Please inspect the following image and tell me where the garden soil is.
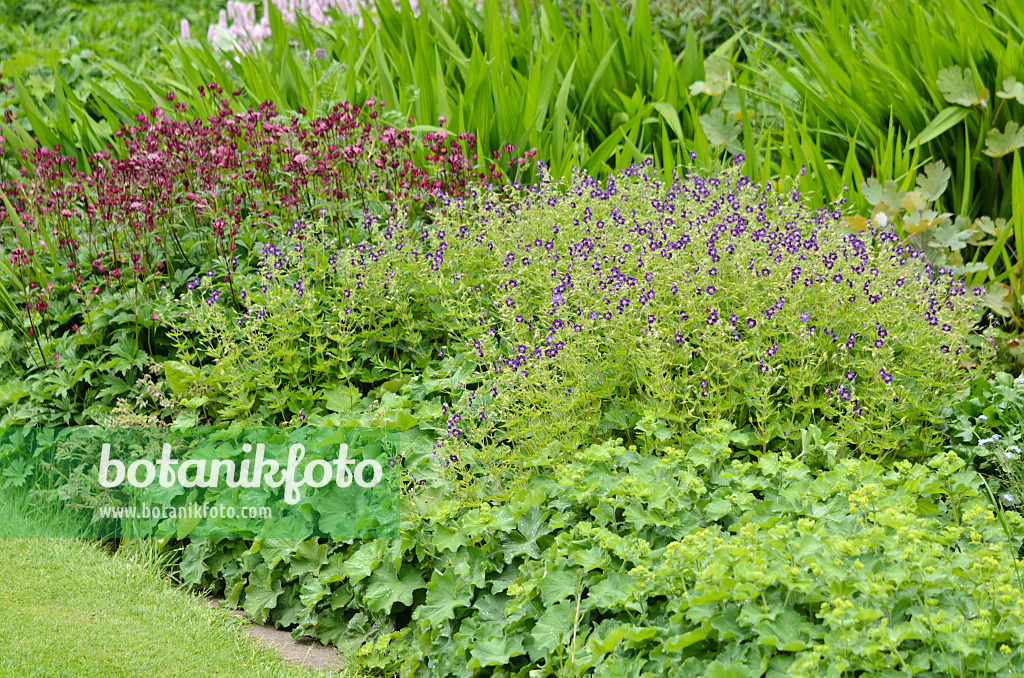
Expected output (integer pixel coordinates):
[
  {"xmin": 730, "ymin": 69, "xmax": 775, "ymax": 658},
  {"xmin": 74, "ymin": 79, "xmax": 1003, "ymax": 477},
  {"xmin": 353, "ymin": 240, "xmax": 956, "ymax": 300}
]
[{"xmin": 205, "ymin": 597, "xmax": 344, "ymax": 672}]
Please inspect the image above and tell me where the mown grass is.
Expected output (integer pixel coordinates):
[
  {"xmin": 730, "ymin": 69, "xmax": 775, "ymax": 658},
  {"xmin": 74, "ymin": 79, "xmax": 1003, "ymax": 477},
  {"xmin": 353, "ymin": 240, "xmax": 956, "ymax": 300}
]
[{"xmin": 0, "ymin": 489, "xmax": 345, "ymax": 678}]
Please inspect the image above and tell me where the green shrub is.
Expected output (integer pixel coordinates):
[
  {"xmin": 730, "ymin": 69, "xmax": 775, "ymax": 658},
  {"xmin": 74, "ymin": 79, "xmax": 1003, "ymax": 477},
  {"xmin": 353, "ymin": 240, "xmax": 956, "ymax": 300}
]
[{"xmin": 173, "ymin": 162, "xmax": 995, "ymax": 498}]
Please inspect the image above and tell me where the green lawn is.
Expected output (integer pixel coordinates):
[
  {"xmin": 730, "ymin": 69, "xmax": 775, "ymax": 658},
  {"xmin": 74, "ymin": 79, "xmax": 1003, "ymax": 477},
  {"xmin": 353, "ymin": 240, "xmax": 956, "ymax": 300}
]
[{"xmin": 0, "ymin": 491, "xmax": 344, "ymax": 678}]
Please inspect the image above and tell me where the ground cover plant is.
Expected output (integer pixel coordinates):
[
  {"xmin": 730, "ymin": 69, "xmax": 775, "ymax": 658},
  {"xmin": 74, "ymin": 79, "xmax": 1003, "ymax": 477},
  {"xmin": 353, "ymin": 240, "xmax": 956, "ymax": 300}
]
[{"xmin": 5, "ymin": 0, "xmax": 1024, "ymax": 677}]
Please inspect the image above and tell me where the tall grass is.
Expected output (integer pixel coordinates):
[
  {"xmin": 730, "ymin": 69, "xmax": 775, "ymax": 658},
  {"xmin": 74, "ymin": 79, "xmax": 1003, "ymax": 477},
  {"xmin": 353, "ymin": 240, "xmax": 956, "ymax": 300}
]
[{"xmin": 4, "ymin": 0, "xmax": 1024, "ymax": 326}]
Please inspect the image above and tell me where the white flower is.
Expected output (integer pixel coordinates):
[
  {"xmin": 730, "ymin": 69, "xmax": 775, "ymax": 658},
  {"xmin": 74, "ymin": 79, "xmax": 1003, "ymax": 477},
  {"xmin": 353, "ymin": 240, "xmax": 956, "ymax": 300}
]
[{"xmin": 978, "ymin": 414, "xmax": 988, "ymax": 422}]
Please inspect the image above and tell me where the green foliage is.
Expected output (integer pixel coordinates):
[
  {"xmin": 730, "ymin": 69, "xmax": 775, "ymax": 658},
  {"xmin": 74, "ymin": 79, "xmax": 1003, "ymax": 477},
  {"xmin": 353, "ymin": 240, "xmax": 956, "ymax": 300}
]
[
  {"xmin": 743, "ymin": 0, "xmax": 1024, "ymax": 326},
  {"xmin": 502, "ymin": 0, "xmax": 812, "ymax": 58},
  {"xmin": 1, "ymin": 0, "xmax": 767, "ymax": 185},
  {"xmin": 177, "ymin": 165, "xmax": 995, "ymax": 488},
  {"xmin": 5, "ymin": 1, "xmax": 1024, "ymax": 674},
  {"xmin": 165, "ymin": 434, "xmax": 1024, "ymax": 677},
  {"xmin": 6, "ymin": 0, "xmax": 1024, "ymax": 333},
  {"xmin": 0, "ymin": 95, "xmax": 500, "ymax": 426},
  {"xmin": 944, "ymin": 371, "xmax": 1024, "ymax": 510},
  {"xmin": 618, "ymin": 0, "xmax": 811, "ymax": 58}
]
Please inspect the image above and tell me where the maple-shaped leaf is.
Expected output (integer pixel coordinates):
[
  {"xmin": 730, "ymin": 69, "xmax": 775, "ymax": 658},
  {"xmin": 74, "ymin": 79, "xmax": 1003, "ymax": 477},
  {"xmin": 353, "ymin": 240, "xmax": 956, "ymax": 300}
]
[
  {"xmin": 983, "ymin": 282, "xmax": 1014, "ymax": 318},
  {"xmin": 412, "ymin": 568, "xmax": 474, "ymax": 627},
  {"xmin": 721, "ymin": 88, "xmax": 756, "ymax": 122},
  {"xmin": 688, "ymin": 55, "xmax": 732, "ymax": 97},
  {"xmin": 902, "ymin": 209, "xmax": 948, "ymax": 234},
  {"xmin": 927, "ymin": 216, "xmax": 971, "ymax": 251},
  {"xmin": 969, "ymin": 216, "xmax": 1008, "ymax": 246},
  {"xmin": 915, "ymin": 160, "xmax": 951, "ymax": 201},
  {"xmin": 997, "ymin": 76, "xmax": 1024, "ymax": 105},
  {"xmin": 900, "ymin": 190, "xmax": 928, "ymax": 212},
  {"xmin": 860, "ymin": 177, "xmax": 904, "ymax": 212},
  {"xmin": 984, "ymin": 121, "xmax": 1024, "ymax": 158},
  {"xmin": 698, "ymin": 108, "xmax": 738, "ymax": 147},
  {"xmin": 953, "ymin": 261, "xmax": 990, "ymax": 275},
  {"xmin": 364, "ymin": 562, "xmax": 426, "ymax": 614},
  {"xmin": 936, "ymin": 66, "xmax": 989, "ymax": 107}
]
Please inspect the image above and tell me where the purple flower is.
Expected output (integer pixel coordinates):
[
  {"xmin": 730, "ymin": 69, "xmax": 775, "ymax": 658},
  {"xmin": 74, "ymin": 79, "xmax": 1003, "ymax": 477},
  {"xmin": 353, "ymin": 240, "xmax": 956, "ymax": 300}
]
[{"xmin": 746, "ymin": 318, "xmax": 756, "ymax": 328}]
